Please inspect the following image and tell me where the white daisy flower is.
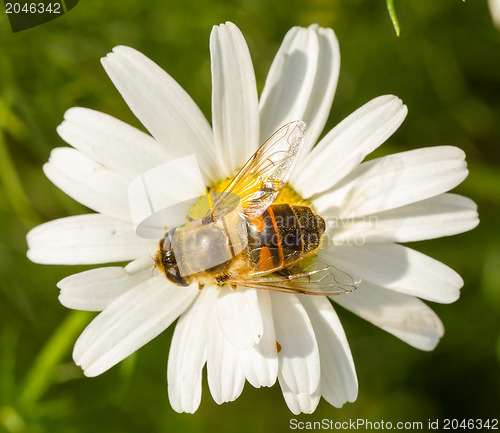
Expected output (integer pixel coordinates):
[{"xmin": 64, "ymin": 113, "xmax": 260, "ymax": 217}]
[{"xmin": 26, "ymin": 22, "xmax": 479, "ymax": 414}]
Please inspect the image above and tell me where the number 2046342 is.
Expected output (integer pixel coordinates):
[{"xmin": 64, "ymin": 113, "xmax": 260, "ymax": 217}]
[{"xmin": 5, "ymin": 2, "xmax": 61, "ymax": 14}]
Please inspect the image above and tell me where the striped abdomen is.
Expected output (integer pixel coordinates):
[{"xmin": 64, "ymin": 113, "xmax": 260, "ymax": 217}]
[{"xmin": 246, "ymin": 204, "xmax": 326, "ymax": 272}]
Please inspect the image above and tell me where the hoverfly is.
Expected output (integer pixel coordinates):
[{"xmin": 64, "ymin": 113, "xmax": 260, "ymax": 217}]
[{"xmin": 154, "ymin": 121, "xmax": 360, "ymax": 295}]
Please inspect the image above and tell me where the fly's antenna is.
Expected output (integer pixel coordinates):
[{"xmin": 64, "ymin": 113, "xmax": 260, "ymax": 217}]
[{"xmin": 149, "ymin": 251, "xmax": 159, "ymax": 277}]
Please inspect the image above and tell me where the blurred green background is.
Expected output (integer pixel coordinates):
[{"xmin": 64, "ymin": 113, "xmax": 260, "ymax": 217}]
[{"xmin": 1, "ymin": 0, "xmax": 499, "ymax": 431}]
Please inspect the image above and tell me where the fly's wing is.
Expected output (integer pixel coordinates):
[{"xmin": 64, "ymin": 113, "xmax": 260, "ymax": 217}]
[
  {"xmin": 227, "ymin": 251, "xmax": 361, "ymax": 296},
  {"xmin": 204, "ymin": 121, "xmax": 306, "ymax": 222}
]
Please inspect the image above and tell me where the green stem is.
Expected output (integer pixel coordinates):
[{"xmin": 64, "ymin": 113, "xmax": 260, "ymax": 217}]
[
  {"xmin": 17, "ymin": 311, "xmax": 92, "ymax": 409},
  {"xmin": 0, "ymin": 130, "xmax": 40, "ymax": 228},
  {"xmin": 0, "ymin": 329, "xmax": 19, "ymax": 405},
  {"xmin": 386, "ymin": 0, "xmax": 401, "ymax": 36}
]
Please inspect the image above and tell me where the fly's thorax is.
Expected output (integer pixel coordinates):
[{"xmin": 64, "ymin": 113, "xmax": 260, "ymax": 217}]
[{"xmin": 171, "ymin": 209, "xmax": 248, "ymax": 279}]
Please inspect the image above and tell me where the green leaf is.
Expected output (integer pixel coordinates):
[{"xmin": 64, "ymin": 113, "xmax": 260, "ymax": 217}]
[
  {"xmin": 17, "ymin": 311, "xmax": 92, "ymax": 410},
  {"xmin": 386, "ymin": 0, "xmax": 401, "ymax": 36},
  {"xmin": 0, "ymin": 406, "xmax": 25, "ymax": 433},
  {"xmin": 0, "ymin": 130, "xmax": 40, "ymax": 229},
  {"xmin": 0, "ymin": 329, "xmax": 19, "ymax": 405}
]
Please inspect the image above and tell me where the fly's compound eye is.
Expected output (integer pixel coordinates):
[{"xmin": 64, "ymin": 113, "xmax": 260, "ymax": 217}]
[
  {"xmin": 161, "ymin": 227, "xmax": 177, "ymax": 252},
  {"xmin": 163, "ymin": 250, "xmax": 176, "ymax": 266},
  {"xmin": 157, "ymin": 227, "xmax": 179, "ymax": 268}
]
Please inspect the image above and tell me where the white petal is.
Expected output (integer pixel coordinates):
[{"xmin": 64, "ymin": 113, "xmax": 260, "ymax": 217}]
[
  {"xmin": 210, "ymin": 22, "xmax": 259, "ymax": 178},
  {"xmin": 489, "ymin": 0, "xmax": 500, "ymax": 27},
  {"xmin": 300, "ymin": 296, "xmax": 358, "ymax": 407},
  {"xmin": 323, "ymin": 193, "xmax": 479, "ymax": 244},
  {"xmin": 279, "ymin": 376, "xmax": 321, "ymax": 415},
  {"xmin": 216, "ymin": 286, "xmax": 263, "ymax": 349},
  {"xmin": 124, "ymin": 255, "xmax": 154, "ymax": 273},
  {"xmin": 207, "ymin": 303, "xmax": 245, "ymax": 404},
  {"xmin": 313, "ymin": 146, "xmax": 469, "ymax": 218},
  {"xmin": 332, "ymin": 281, "xmax": 444, "ymax": 350},
  {"xmin": 237, "ymin": 290, "xmax": 278, "ymax": 388},
  {"xmin": 292, "ymin": 95, "xmax": 407, "ymax": 196},
  {"xmin": 168, "ymin": 287, "xmax": 217, "ymax": 413},
  {"xmin": 259, "ymin": 26, "xmax": 319, "ymax": 142},
  {"xmin": 44, "ymin": 148, "xmax": 131, "ymax": 221},
  {"xmin": 294, "ymin": 25, "xmax": 340, "ymax": 155},
  {"xmin": 73, "ymin": 276, "xmax": 198, "ymax": 376},
  {"xmin": 57, "ymin": 108, "xmax": 170, "ymax": 180},
  {"xmin": 27, "ymin": 214, "xmax": 155, "ymax": 265},
  {"xmin": 319, "ymin": 243, "xmax": 463, "ymax": 303},
  {"xmin": 57, "ymin": 262, "xmax": 152, "ymax": 311},
  {"xmin": 101, "ymin": 46, "xmax": 218, "ymax": 183},
  {"xmin": 260, "ymin": 26, "xmax": 340, "ymax": 152},
  {"xmin": 271, "ymin": 292, "xmax": 320, "ymax": 394}
]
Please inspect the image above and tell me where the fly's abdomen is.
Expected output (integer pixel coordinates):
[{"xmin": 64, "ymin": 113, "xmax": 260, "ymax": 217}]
[{"xmin": 246, "ymin": 204, "xmax": 326, "ymax": 272}]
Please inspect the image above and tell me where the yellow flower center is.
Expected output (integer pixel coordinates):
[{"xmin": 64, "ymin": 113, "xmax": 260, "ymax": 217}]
[{"xmin": 189, "ymin": 178, "xmax": 310, "ymax": 220}]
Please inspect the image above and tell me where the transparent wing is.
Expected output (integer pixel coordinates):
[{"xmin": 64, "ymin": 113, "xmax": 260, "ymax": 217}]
[
  {"xmin": 228, "ymin": 252, "xmax": 361, "ymax": 296},
  {"xmin": 204, "ymin": 121, "xmax": 306, "ymax": 222}
]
